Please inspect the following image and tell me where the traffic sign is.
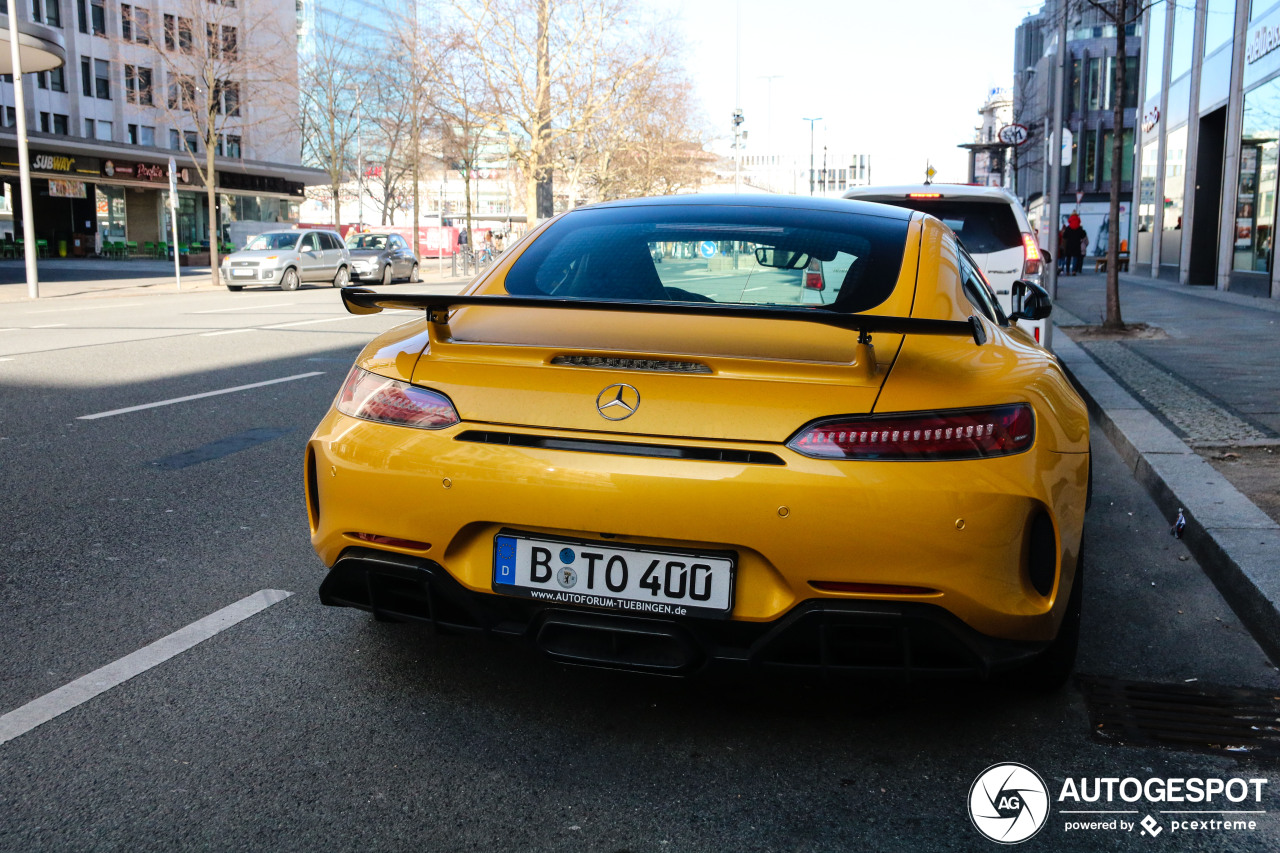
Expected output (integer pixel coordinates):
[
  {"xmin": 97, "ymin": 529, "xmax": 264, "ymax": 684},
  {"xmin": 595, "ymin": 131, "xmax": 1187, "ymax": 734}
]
[
  {"xmin": 1076, "ymin": 191, "xmax": 1084, "ymax": 205},
  {"xmin": 998, "ymin": 124, "xmax": 1029, "ymax": 146},
  {"xmin": 699, "ymin": 241, "xmax": 718, "ymax": 259}
]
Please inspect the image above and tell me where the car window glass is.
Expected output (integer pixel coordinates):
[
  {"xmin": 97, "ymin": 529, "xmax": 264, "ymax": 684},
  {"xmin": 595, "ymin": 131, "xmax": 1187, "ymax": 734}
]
[
  {"xmin": 392, "ymin": 235, "xmax": 406, "ymax": 250},
  {"xmin": 316, "ymin": 233, "xmax": 331, "ymax": 250},
  {"xmin": 503, "ymin": 205, "xmax": 909, "ymax": 313},
  {"xmin": 866, "ymin": 199, "xmax": 1021, "ymax": 254},
  {"xmin": 303, "ymin": 233, "xmax": 319, "ymax": 252},
  {"xmin": 327, "ymin": 233, "xmax": 343, "ymax": 250},
  {"xmin": 246, "ymin": 232, "xmax": 299, "ymax": 251},
  {"xmin": 959, "ymin": 250, "xmax": 1007, "ymax": 325}
]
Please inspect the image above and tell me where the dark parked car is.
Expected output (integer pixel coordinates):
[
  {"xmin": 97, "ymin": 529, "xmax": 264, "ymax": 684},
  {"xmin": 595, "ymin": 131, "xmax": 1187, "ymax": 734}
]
[{"xmin": 345, "ymin": 231, "xmax": 420, "ymax": 285}]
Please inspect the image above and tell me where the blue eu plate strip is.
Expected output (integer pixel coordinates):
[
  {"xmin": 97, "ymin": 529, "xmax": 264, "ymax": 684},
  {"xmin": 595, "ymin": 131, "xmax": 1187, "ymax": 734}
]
[{"xmin": 494, "ymin": 535, "xmax": 516, "ymax": 586}]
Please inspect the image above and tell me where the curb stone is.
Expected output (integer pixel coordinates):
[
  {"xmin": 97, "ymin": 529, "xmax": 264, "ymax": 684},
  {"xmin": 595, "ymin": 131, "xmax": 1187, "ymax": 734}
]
[{"xmin": 1052, "ymin": 326, "xmax": 1280, "ymax": 665}]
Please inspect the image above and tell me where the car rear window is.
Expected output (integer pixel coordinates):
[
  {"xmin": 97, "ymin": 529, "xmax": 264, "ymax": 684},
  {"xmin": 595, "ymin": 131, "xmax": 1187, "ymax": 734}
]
[
  {"xmin": 503, "ymin": 204, "xmax": 910, "ymax": 313},
  {"xmin": 864, "ymin": 199, "xmax": 1021, "ymax": 254}
]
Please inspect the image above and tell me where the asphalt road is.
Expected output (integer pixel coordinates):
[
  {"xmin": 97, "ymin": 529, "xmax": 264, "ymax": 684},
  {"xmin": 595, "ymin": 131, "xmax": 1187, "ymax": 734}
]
[{"xmin": 1, "ymin": 285, "xmax": 1277, "ymax": 852}]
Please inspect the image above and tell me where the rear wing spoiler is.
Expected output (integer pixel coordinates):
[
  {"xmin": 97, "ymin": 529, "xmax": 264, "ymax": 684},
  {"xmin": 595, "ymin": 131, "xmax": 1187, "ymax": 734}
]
[{"xmin": 339, "ymin": 287, "xmax": 987, "ymax": 346}]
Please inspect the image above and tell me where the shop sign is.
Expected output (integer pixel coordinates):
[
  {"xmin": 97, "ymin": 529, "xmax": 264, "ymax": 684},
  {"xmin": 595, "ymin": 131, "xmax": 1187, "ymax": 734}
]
[
  {"xmin": 102, "ymin": 159, "xmax": 192, "ymax": 184},
  {"xmin": 33, "ymin": 154, "xmax": 77, "ymax": 172},
  {"xmin": 49, "ymin": 180, "xmax": 87, "ymax": 198},
  {"xmin": 1246, "ymin": 23, "xmax": 1280, "ymax": 64}
]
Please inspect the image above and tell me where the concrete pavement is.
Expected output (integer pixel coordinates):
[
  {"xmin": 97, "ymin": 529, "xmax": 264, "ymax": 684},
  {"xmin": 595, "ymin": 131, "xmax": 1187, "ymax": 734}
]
[{"xmin": 1051, "ymin": 271, "xmax": 1280, "ymax": 663}]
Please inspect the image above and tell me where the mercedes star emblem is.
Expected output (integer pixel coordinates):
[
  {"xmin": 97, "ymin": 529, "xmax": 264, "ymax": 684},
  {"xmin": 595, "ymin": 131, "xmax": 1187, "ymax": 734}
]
[{"xmin": 596, "ymin": 383, "xmax": 640, "ymax": 420}]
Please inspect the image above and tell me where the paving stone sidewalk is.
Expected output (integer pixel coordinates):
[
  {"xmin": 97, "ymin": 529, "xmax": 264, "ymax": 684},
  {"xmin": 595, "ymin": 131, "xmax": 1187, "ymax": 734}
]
[{"xmin": 1049, "ymin": 271, "xmax": 1280, "ymax": 664}]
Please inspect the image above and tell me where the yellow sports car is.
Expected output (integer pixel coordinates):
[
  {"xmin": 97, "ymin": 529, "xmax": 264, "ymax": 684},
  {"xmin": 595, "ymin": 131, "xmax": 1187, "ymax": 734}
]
[{"xmin": 306, "ymin": 195, "xmax": 1089, "ymax": 686}]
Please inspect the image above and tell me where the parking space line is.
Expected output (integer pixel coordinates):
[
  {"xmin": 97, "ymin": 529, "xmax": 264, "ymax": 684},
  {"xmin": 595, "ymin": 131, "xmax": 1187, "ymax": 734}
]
[
  {"xmin": 0, "ymin": 589, "xmax": 293, "ymax": 747},
  {"xmin": 77, "ymin": 371, "xmax": 325, "ymax": 420}
]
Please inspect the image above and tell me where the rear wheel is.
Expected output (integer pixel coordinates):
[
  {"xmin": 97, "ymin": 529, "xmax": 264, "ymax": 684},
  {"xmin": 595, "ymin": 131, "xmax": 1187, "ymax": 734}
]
[
  {"xmin": 280, "ymin": 268, "xmax": 300, "ymax": 291},
  {"xmin": 381, "ymin": 264, "xmax": 392, "ymax": 286},
  {"xmin": 409, "ymin": 262, "xmax": 419, "ymax": 283},
  {"xmin": 333, "ymin": 266, "xmax": 350, "ymax": 288}
]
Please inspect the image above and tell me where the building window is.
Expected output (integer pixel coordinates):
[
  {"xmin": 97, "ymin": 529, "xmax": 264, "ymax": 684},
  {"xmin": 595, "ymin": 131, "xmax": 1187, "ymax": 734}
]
[
  {"xmin": 80, "ymin": 56, "xmax": 91, "ymax": 96},
  {"xmin": 168, "ymin": 74, "xmax": 195, "ymax": 110},
  {"xmin": 90, "ymin": 0, "xmax": 105, "ymax": 36},
  {"xmin": 125, "ymin": 65, "xmax": 153, "ymax": 105},
  {"xmin": 121, "ymin": 3, "xmax": 132, "ymax": 39},
  {"xmin": 214, "ymin": 79, "xmax": 239, "ymax": 116},
  {"xmin": 84, "ymin": 117, "xmax": 94, "ymax": 137},
  {"xmin": 52, "ymin": 114, "xmax": 68, "ymax": 134},
  {"xmin": 40, "ymin": 112, "xmax": 50, "ymax": 132},
  {"xmin": 46, "ymin": 0, "xmax": 60, "ymax": 26},
  {"xmin": 77, "ymin": 0, "xmax": 86, "ymax": 33},
  {"xmin": 94, "ymin": 58, "xmax": 110, "ymax": 99},
  {"xmin": 134, "ymin": 7, "xmax": 150, "ymax": 44},
  {"xmin": 178, "ymin": 16, "xmax": 193, "ymax": 53},
  {"xmin": 96, "ymin": 119, "xmax": 113, "ymax": 141},
  {"xmin": 164, "ymin": 13, "xmax": 174, "ymax": 49},
  {"xmin": 184, "ymin": 131, "xmax": 198, "ymax": 154},
  {"xmin": 128, "ymin": 123, "xmax": 138, "ymax": 144},
  {"xmin": 140, "ymin": 125, "xmax": 155, "ymax": 146},
  {"xmin": 222, "ymin": 25, "xmax": 238, "ymax": 60},
  {"xmin": 3, "ymin": 107, "xmax": 14, "ymax": 127},
  {"xmin": 1234, "ymin": 81, "xmax": 1280, "ymax": 274},
  {"xmin": 37, "ymin": 71, "xmax": 48, "ymax": 89},
  {"xmin": 49, "ymin": 66, "xmax": 65, "ymax": 92},
  {"xmin": 226, "ymin": 135, "xmax": 241, "ymax": 158},
  {"xmin": 170, "ymin": 128, "xmax": 180, "ymax": 150}
]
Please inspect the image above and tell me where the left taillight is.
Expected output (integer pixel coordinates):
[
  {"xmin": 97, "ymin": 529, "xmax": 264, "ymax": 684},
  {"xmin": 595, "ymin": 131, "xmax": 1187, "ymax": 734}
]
[
  {"xmin": 336, "ymin": 367, "xmax": 460, "ymax": 429},
  {"xmin": 787, "ymin": 404, "xmax": 1034, "ymax": 460},
  {"xmin": 803, "ymin": 258, "xmax": 825, "ymax": 290}
]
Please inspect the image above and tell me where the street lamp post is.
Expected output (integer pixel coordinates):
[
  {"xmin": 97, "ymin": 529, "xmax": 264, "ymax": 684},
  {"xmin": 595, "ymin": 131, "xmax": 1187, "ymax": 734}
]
[{"xmin": 803, "ymin": 117, "xmax": 822, "ymax": 196}]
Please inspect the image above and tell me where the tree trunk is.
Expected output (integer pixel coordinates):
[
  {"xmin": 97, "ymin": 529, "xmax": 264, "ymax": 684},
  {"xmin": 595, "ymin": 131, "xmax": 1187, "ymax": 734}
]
[
  {"xmin": 1104, "ymin": 0, "xmax": 1127, "ymax": 329},
  {"xmin": 207, "ymin": 136, "xmax": 219, "ymax": 274}
]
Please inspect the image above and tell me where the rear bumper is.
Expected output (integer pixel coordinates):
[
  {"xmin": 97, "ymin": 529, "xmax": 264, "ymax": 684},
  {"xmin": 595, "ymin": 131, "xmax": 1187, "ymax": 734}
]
[{"xmin": 320, "ymin": 547, "xmax": 1047, "ymax": 680}]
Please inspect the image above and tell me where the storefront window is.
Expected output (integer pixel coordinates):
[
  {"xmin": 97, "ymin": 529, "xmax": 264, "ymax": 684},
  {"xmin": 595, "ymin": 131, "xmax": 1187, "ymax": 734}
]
[
  {"xmin": 1101, "ymin": 128, "xmax": 1135, "ymax": 184},
  {"xmin": 1145, "ymin": 3, "xmax": 1166, "ymax": 102},
  {"xmin": 95, "ymin": 185, "xmax": 126, "ymax": 242},
  {"xmin": 1164, "ymin": 125, "xmax": 1188, "ymax": 230},
  {"xmin": 1139, "ymin": 138, "xmax": 1158, "ymax": 232},
  {"xmin": 1234, "ymin": 80, "xmax": 1280, "ymax": 273},
  {"xmin": 1204, "ymin": 0, "xmax": 1234, "ymax": 57}
]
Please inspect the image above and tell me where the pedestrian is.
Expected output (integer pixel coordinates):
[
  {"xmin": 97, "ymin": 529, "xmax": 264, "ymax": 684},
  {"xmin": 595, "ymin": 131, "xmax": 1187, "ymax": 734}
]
[
  {"xmin": 1062, "ymin": 213, "xmax": 1088, "ymax": 275},
  {"xmin": 457, "ymin": 226, "xmax": 469, "ymax": 252}
]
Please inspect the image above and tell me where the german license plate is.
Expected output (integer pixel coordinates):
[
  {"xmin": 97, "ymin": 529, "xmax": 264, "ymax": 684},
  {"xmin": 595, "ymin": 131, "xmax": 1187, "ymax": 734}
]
[
  {"xmin": 493, "ymin": 531, "xmax": 735, "ymax": 619},
  {"xmin": 231, "ymin": 268, "xmax": 254, "ymax": 277}
]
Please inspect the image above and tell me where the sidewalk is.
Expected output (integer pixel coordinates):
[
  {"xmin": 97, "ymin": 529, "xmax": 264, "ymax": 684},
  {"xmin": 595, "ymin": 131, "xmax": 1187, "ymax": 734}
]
[
  {"xmin": 1050, "ymin": 271, "xmax": 1280, "ymax": 663},
  {"xmin": 0, "ymin": 257, "xmax": 474, "ymax": 302}
]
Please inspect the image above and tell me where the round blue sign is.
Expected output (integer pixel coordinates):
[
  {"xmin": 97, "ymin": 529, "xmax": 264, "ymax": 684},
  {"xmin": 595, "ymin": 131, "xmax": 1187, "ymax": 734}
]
[{"xmin": 699, "ymin": 241, "xmax": 718, "ymax": 259}]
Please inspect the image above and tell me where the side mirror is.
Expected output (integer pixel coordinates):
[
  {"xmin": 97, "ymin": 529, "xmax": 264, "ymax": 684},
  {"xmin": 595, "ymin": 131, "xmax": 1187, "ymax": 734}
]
[{"xmin": 1012, "ymin": 279, "xmax": 1053, "ymax": 321}]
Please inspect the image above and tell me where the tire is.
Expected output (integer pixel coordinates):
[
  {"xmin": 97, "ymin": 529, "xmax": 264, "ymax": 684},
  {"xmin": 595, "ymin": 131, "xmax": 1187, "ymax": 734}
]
[
  {"xmin": 1009, "ymin": 545, "xmax": 1083, "ymax": 692},
  {"xmin": 333, "ymin": 266, "xmax": 350, "ymax": 288},
  {"xmin": 226, "ymin": 285, "xmax": 244, "ymax": 292},
  {"xmin": 409, "ymin": 262, "xmax": 419, "ymax": 283},
  {"xmin": 380, "ymin": 264, "xmax": 392, "ymax": 287},
  {"xmin": 280, "ymin": 267, "xmax": 300, "ymax": 291}
]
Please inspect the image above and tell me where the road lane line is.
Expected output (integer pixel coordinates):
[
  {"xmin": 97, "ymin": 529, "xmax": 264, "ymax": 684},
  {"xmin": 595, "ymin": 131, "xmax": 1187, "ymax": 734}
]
[
  {"xmin": 263, "ymin": 316, "xmax": 358, "ymax": 329},
  {"xmin": 200, "ymin": 328, "xmax": 257, "ymax": 337},
  {"xmin": 77, "ymin": 371, "xmax": 325, "ymax": 420},
  {"xmin": 191, "ymin": 302, "xmax": 297, "ymax": 314},
  {"xmin": 31, "ymin": 323, "xmax": 68, "ymax": 328},
  {"xmin": 0, "ymin": 589, "xmax": 293, "ymax": 747}
]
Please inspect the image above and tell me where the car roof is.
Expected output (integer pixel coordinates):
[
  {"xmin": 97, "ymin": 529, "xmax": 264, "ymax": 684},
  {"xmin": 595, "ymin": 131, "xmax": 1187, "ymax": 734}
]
[
  {"xmin": 841, "ymin": 184, "xmax": 1020, "ymax": 205},
  {"xmin": 580, "ymin": 193, "xmax": 916, "ymax": 222}
]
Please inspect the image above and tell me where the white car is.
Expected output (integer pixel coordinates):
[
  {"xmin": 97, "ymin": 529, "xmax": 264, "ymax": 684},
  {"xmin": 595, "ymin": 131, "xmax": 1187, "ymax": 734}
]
[
  {"xmin": 220, "ymin": 229, "xmax": 351, "ymax": 292},
  {"xmin": 841, "ymin": 185, "xmax": 1048, "ymax": 344}
]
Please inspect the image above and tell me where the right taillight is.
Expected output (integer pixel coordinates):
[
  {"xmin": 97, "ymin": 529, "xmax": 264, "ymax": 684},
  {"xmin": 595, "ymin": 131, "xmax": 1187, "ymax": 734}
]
[
  {"xmin": 787, "ymin": 404, "xmax": 1034, "ymax": 460},
  {"xmin": 336, "ymin": 367, "xmax": 460, "ymax": 429},
  {"xmin": 803, "ymin": 258, "xmax": 825, "ymax": 290},
  {"xmin": 1021, "ymin": 232, "xmax": 1042, "ymax": 277}
]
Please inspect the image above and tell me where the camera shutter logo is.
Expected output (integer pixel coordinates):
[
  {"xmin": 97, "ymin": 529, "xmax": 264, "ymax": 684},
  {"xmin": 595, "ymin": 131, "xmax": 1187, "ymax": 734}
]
[{"xmin": 968, "ymin": 763, "xmax": 1050, "ymax": 844}]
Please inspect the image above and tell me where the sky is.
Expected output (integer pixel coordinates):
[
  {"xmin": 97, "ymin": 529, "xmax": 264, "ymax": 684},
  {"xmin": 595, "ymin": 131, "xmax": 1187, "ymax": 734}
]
[{"xmin": 646, "ymin": 0, "xmax": 1044, "ymax": 186}]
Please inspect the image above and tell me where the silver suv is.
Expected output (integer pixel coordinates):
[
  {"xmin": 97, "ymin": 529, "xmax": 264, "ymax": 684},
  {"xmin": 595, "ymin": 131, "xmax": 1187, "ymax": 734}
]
[
  {"xmin": 841, "ymin": 185, "xmax": 1048, "ymax": 344},
  {"xmin": 221, "ymin": 229, "xmax": 351, "ymax": 292}
]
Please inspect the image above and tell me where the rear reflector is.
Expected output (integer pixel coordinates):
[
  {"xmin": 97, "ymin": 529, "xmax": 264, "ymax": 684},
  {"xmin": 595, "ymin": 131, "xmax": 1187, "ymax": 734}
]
[
  {"xmin": 810, "ymin": 581, "xmax": 939, "ymax": 596},
  {"xmin": 787, "ymin": 404, "xmax": 1034, "ymax": 460}
]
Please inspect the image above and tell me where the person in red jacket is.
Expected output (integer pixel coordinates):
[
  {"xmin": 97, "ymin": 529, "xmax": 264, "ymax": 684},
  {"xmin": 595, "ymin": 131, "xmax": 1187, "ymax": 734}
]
[{"xmin": 1061, "ymin": 213, "xmax": 1089, "ymax": 276}]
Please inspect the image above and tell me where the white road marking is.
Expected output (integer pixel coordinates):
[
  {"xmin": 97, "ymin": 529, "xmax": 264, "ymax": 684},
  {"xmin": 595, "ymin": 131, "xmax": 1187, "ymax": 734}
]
[
  {"xmin": 0, "ymin": 328, "xmax": 17, "ymax": 332},
  {"xmin": 77, "ymin": 371, "xmax": 325, "ymax": 420},
  {"xmin": 200, "ymin": 328, "xmax": 257, "ymax": 337},
  {"xmin": 263, "ymin": 316, "xmax": 358, "ymax": 329},
  {"xmin": 23, "ymin": 301, "xmax": 147, "ymax": 315},
  {"xmin": 190, "ymin": 302, "xmax": 297, "ymax": 314},
  {"xmin": 0, "ymin": 589, "xmax": 293, "ymax": 747},
  {"xmin": 31, "ymin": 323, "xmax": 67, "ymax": 328},
  {"xmin": 744, "ymin": 287, "xmax": 767, "ymax": 292}
]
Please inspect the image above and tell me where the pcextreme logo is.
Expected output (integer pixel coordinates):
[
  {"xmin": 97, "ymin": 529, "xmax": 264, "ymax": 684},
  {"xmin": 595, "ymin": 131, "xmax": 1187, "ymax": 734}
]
[{"xmin": 969, "ymin": 763, "xmax": 1271, "ymax": 844}]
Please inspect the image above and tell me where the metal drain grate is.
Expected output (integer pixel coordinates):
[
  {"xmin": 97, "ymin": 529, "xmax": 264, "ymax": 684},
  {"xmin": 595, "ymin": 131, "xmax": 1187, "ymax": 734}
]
[{"xmin": 1077, "ymin": 676, "xmax": 1280, "ymax": 759}]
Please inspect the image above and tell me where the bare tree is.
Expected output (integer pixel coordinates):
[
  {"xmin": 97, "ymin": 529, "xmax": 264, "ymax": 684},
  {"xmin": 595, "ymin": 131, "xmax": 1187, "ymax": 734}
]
[
  {"xmin": 1084, "ymin": 0, "xmax": 1154, "ymax": 329},
  {"xmin": 297, "ymin": 1, "xmax": 371, "ymax": 228},
  {"xmin": 447, "ymin": 0, "xmax": 670, "ymax": 226},
  {"xmin": 117, "ymin": 0, "xmax": 292, "ymax": 270}
]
